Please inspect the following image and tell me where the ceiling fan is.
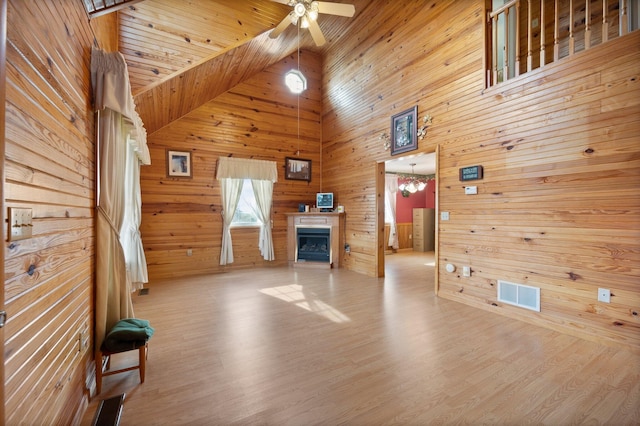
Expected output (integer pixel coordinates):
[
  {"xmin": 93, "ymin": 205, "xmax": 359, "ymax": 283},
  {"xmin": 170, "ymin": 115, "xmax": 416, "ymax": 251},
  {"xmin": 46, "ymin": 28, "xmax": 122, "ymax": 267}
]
[{"xmin": 269, "ymin": 0, "xmax": 356, "ymax": 46}]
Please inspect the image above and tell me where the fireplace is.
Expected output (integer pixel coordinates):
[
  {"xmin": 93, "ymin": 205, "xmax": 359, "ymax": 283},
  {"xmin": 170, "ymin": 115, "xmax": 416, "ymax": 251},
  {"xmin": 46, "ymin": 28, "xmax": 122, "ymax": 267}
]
[
  {"xmin": 285, "ymin": 212, "xmax": 345, "ymax": 268},
  {"xmin": 296, "ymin": 227, "xmax": 331, "ymax": 262}
]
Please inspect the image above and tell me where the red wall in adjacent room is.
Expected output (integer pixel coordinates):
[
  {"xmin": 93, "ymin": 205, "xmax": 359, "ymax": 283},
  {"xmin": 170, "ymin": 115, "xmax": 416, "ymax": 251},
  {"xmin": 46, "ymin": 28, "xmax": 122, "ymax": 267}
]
[{"xmin": 395, "ymin": 180, "xmax": 436, "ymax": 222}]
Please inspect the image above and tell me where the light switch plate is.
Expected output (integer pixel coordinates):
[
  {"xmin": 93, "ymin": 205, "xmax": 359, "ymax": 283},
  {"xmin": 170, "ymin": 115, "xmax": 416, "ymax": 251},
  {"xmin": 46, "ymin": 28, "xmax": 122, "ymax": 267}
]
[
  {"xmin": 463, "ymin": 266, "xmax": 471, "ymax": 277},
  {"xmin": 8, "ymin": 207, "xmax": 33, "ymax": 241}
]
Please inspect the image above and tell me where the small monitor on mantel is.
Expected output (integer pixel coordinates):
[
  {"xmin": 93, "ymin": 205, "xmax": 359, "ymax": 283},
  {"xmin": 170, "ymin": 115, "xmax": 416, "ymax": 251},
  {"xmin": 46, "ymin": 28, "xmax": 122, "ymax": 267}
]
[{"xmin": 316, "ymin": 193, "xmax": 334, "ymax": 211}]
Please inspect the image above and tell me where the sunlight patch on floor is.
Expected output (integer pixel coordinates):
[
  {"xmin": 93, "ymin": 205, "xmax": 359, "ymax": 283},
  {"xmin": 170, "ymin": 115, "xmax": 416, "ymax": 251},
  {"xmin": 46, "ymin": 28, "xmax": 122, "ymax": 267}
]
[{"xmin": 259, "ymin": 284, "xmax": 351, "ymax": 323}]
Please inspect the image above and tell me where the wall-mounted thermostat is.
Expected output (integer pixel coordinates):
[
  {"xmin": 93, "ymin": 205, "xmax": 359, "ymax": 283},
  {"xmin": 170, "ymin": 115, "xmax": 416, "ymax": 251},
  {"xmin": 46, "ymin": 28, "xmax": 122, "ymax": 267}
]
[{"xmin": 464, "ymin": 186, "xmax": 478, "ymax": 195}]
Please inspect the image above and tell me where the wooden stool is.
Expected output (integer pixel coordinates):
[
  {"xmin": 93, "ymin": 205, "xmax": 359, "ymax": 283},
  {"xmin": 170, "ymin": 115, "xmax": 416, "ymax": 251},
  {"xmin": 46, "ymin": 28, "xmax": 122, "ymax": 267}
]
[{"xmin": 95, "ymin": 342, "xmax": 148, "ymax": 395}]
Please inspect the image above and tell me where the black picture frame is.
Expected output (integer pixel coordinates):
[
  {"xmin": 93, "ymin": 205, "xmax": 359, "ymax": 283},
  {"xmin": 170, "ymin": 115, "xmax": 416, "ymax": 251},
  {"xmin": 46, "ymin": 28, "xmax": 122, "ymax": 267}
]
[
  {"xmin": 285, "ymin": 157, "xmax": 311, "ymax": 182},
  {"xmin": 390, "ymin": 106, "xmax": 418, "ymax": 156},
  {"xmin": 166, "ymin": 150, "xmax": 192, "ymax": 178}
]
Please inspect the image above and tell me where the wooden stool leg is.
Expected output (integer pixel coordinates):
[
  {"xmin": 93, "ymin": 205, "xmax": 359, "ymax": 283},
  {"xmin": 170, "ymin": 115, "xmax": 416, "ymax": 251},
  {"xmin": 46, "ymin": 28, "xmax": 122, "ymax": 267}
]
[
  {"xmin": 138, "ymin": 344, "xmax": 146, "ymax": 383},
  {"xmin": 96, "ymin": 352, "xmax": 103, "ymax": 395}
]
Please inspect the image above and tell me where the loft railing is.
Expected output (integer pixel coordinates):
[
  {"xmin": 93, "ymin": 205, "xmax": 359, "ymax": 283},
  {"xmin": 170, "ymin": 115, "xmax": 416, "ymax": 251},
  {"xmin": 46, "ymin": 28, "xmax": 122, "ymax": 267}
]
[{"xmin": 486, "ymin": 0, "xmax": 639, "ymax": 87}]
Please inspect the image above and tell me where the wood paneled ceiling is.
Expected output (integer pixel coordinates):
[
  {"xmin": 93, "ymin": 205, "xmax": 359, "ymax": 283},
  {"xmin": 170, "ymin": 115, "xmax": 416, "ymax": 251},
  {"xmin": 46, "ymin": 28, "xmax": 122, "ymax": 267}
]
[{"xmin": 111, "ymin": 0, "xmax": 375, "ymax": 135}]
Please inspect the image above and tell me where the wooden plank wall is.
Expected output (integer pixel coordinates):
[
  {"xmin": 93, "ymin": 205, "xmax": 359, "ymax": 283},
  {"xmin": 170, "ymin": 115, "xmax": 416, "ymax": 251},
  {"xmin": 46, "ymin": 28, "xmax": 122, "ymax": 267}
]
[
  {"xmin": 4, "ymin": 1, "xmax": 115, "ymax": 424},
  {"xmin": 320, "ymin": 0, "xmax": 639, "ymax": 351},
  {"xmin": 384, "ymin": 223, "xmax": 413, "ymax": 250},
  {"xmin": 140, "ymin": 51, "xmax": 323, "ymax": 280}
]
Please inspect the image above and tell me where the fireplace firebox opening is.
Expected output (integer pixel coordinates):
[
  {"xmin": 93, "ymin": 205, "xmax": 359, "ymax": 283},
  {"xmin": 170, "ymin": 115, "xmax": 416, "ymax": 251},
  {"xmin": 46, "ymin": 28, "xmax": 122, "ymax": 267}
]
[{"xmin": 296, "ymin": 227, "xmax": 331, "ymax": 263}]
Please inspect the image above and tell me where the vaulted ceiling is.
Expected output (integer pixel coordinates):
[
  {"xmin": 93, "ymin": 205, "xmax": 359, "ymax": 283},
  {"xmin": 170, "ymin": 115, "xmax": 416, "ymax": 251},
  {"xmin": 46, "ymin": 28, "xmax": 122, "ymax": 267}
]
[{"xmin": 104, "ymin": 0, "xmax": 374, "ymax": 135}]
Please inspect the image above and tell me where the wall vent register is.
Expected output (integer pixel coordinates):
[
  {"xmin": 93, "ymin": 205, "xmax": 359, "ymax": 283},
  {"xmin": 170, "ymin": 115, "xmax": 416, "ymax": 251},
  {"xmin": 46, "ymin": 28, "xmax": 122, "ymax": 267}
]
[{"xmin": 497, "ymin": 280, "xmax": 540, "ymax": 312}]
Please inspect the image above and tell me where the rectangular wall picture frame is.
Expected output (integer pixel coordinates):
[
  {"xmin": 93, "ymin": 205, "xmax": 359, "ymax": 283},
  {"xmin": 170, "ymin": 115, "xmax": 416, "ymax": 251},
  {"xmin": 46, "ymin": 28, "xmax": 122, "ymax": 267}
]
[
  {"xmin": 285, "ymin": 157, "xmax": 311, "ymax": 182},
  {"xmin": 166, "ymin": 150, "xmax": 192, "ymax": 178},
  {"xmin": 390, "ymin": 105, "xmax": 418, "ymax": 156}
]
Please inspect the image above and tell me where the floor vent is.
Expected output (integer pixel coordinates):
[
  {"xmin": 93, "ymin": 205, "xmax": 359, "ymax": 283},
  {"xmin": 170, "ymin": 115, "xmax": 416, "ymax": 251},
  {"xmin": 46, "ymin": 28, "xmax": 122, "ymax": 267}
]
[
  {"xmin": 497, "ymin": 280, "xmax": 540, "ymax": 312},
  {"xmin": 138, "ymin": 288, "xmax": 149, "ymax": 296}
]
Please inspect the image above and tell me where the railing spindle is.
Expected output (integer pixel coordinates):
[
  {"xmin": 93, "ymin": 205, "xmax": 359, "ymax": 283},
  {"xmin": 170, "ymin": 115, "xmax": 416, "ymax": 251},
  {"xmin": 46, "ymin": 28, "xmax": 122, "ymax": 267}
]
[
  {"xmin": 504, "ymin": 6, "xmax": 510, "ymax": 81},
  {"xmin": 540, "ymin": 0, "xmax": 546, "ymax": 66},
  {"xmin": 554, "ymin": 0, "xmax": 560, "ymax": 61},
  {"xmin": 491, "ymin": 15, "xmax": 498, "ymax": 84},
  {"xmin": 527, "ymin": 0, "xmax": 533, "ymax": 72},
  {"xmin": 515, "ymin": 0, "xmax": 521, "ymax": 77},
  {"xmin": 585, "ymin": 0, "xmax": 591, "ymax": 49},
  {"xmin": 620, "ymin": 0, "xmax": 629, "ymax": 35},
  {"xmin": 603, "ymin": 0, "xmax": 609, "ymax": 42},
  {"xmin": 569, "ymin": 0, "xmax": 575, "ymax": 55}
]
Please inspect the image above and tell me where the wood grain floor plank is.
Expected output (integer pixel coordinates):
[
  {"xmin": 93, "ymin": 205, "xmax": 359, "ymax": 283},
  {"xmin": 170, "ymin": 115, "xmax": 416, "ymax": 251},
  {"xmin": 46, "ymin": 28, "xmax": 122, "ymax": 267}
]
[{"xmin": 82, "ymin": 251, "xmax": 640, "ymax": 425}]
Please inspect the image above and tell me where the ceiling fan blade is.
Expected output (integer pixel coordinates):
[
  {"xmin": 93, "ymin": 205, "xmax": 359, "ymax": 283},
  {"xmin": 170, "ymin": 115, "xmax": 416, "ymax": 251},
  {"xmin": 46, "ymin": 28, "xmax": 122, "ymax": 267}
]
[
  {"xmin": 316, "ymin": 2, "xmax": 355, "ymax": 17},
  {"xmin": 270, "ymin": 12, "xmax": 294, "ymax": 39},
  {"xmin": 269, "ymin": 0, "xmax": 292, "ymax": 5},
  {"xmin": 307, "ymin": 18, "xmax": 326, "ymax": 46}
]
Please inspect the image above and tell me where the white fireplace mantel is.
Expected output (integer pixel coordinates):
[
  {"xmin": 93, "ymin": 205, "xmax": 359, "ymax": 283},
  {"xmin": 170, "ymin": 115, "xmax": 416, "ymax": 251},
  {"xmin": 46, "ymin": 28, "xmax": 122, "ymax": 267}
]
[{"xmin": 285, "ymin": 212, "xmax": 346, "ymax": 268}]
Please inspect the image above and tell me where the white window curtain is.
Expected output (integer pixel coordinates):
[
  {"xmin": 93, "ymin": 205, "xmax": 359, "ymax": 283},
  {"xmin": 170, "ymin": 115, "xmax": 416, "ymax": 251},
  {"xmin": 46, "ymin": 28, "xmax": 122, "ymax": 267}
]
[
  {"xmin": 120, "ymin": 131, "xmax": 149, "ymax": 290},
  {"xmin": 91, "ymin": 47, "xmax": 150, "ymax": 352},
  {"xmin": 251, "ymin": 179, "xmax": 275, "ymax": 261},
  {"xmin": 385, "ymin": 174, "xmax": 399, "ymax": 249},
  {"xmin": 218, "ymin": 178, "xmax": 244, "ymax": 265},
  {"xmin": 216, "ymin": 157, "xmax": 277, "ymax": 265}
]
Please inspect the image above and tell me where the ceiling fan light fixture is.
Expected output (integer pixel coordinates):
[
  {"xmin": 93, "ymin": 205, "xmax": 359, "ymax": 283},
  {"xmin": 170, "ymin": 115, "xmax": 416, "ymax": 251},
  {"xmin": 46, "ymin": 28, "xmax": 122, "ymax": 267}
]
[
  {"xmin": 294, "ymin": 2, "xmax": 306, "ymax": 17},
  {"xmin": 308, "ymin": 1, "xmax": 319, "ymax": 20},
  {"xmin": 285, "ymin": 69, "xmax": 307, "ymax": 94},
  {"xmin": 300, "ymin": 15, "xmax": 310, "ymax": 28}
]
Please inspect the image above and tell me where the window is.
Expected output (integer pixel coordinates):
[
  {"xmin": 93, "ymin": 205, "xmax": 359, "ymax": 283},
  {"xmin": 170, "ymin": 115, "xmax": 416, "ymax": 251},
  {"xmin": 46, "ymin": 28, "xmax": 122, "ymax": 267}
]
[{"xmin": 231, "ymin": 179, "xmax": 259, "ymax": 226}]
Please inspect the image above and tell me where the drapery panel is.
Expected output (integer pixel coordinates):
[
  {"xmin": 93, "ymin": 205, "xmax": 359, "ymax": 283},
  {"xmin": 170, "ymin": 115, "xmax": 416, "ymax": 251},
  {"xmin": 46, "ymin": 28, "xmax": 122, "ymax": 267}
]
[
  {"xmin": 92, "ymin": 47, "xmax": 149, "ymax": 352},
  {"xmin": 251, "ymin": 179, "xmax": 275, "ymax": 261},
  {"xmin": 385, "ymin": 174, "xmax": 399, "ymax": 249},
  {"xmin": 218, "ymin": 178, "xmax": 244, "ymax": 265},
  {"xmin": 216, "ymin": 157, "xmax": 277, "ymax": 264},
  {"xmin": 121, "ymin": 132, "xmax": 149, "ymax": 289}
]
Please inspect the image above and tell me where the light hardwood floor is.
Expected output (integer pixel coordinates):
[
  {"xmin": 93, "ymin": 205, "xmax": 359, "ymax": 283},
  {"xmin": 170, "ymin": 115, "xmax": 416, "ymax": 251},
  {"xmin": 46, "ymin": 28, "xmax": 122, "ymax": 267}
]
[{"xmin": 82, "ymin": 251, "xmax": 640, "ymax": 425}]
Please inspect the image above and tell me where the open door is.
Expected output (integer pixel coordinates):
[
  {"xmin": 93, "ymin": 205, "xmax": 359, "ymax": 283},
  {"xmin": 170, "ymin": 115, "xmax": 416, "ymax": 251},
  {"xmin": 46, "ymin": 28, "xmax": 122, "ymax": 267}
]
[{"xmin": 1, "ymin": 0, "xmax": 8, "ymax": 421}]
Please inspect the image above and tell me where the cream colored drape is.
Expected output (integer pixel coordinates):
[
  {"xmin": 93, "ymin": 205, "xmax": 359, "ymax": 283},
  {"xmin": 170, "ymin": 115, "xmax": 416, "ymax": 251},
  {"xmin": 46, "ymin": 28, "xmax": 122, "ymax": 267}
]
[
  {"xmin": 385, "ymin": 174, "xmax": 399, "ymax": 249},
  {"xmin": 91, "ymin": 47, "xmax": 149, "ymax": 353},
  {"xmin": 216, "ymin": 157, "xmax": 277, "ymax": 264}
]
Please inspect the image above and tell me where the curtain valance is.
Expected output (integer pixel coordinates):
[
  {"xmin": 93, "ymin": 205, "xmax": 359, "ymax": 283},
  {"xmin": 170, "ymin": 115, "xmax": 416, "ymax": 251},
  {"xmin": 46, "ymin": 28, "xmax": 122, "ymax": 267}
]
[
  {"xmin": 216, "ymin": 157, "xmax": 278, "ymax": 182},
  {"xmin": 91, "ymin": 47, "xmax": 150, "ymax": 165}
]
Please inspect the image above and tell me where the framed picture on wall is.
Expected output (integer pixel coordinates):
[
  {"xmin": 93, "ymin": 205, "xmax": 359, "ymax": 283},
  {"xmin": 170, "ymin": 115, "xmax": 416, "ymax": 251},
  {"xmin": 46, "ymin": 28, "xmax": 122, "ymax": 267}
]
[
  {"xmin": 285, "ymin": 157, "xmax": 311, "ymax": 182},
  {"xmin": 166, "ymin": 150, "xmax": 192, "ymax": 178},
  {"xmin": 390, "ymin": 105, "xmax": 418, "ymax": 156}
]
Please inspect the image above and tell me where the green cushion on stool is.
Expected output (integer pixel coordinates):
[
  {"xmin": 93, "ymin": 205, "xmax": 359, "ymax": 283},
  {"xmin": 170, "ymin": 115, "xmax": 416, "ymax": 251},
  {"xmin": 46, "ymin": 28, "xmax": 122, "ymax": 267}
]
[{"xmin": 102, "ymin": 318, "xmax": 154, "ymax": 353}]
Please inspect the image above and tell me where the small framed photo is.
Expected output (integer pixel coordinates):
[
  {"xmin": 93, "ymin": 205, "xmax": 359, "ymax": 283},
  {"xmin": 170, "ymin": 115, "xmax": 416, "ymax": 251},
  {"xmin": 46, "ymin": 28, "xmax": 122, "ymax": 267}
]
[
  {"xmin": 390, "ymin": 105, "xmax": 418, "ymax": 156},
  {"xmin": 285, "ymin": 157, "xmax": 311, "ymax": 182},
  {"xmin": 166, "ymin": 150, "xmax": 192, "ymax": 178}
]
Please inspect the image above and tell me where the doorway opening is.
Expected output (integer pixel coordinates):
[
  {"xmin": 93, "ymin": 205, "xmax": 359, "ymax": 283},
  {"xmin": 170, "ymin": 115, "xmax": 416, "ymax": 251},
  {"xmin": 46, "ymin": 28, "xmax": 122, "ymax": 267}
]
[{"xmin": 376, "ymin": 150, "xmax": 438, "ymax": 291}]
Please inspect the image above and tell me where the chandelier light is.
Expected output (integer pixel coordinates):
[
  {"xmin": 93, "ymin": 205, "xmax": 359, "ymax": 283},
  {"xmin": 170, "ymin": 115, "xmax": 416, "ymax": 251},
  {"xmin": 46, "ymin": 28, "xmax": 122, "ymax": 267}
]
[{"xmin": 398, "ymin": 163, "xmax": 431, "ymax": 194}]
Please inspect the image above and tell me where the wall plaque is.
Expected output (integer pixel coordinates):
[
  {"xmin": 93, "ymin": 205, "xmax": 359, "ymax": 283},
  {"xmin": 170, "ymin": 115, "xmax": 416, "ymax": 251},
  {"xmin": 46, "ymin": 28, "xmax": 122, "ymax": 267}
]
[{"xmin": 459, "ymin": 165, "xmax": 483, "ymax": 181}]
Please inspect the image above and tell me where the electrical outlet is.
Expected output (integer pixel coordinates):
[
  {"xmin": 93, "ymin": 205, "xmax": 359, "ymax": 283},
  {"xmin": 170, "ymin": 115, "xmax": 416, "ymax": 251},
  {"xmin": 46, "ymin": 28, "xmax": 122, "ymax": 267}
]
[
  {"xmin": 597, "ymin": 288, "xmax": 611, "ymax": 303},
  {"xmin": 441, "ymin": 211, "xmax": 450, "ymax": 221},
  {"xmin": 187, "ymin": 248, "xmax": 193, "ymax": 256},
  {"xmin": 462, "ymin": 266, "xmax": 471, "ymax": 277}
]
